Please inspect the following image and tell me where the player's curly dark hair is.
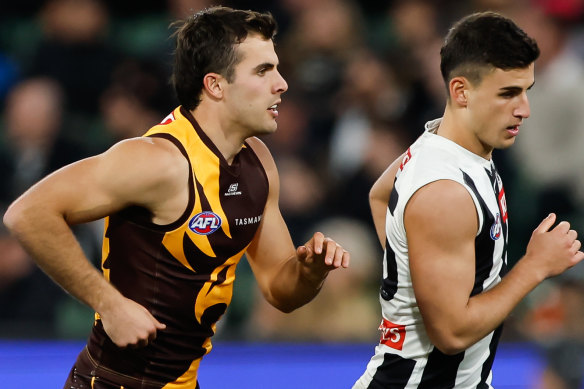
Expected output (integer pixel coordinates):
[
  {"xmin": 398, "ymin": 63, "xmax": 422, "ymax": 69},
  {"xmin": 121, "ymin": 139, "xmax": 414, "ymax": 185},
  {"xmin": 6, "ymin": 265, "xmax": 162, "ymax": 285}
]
[
  {"xmin": 171, "ymin": 6, "xmax": 277, "ymax": 111},
  {"xmin": 440, "ymin": 12, "xmax": 540, "ymax": 91}
]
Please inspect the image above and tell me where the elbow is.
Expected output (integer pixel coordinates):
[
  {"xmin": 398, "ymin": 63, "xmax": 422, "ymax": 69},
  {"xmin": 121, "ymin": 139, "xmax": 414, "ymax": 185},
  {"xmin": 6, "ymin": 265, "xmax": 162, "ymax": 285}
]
[
  {"xmin": 368, "ymin": 187, "xmax": 378, "ymax": 208},
  {"xmin": 268, "ymin": 297, "xmax": 304, "ymax": 314},
  {"xmin": 428, "ymin": 330, "xmax": 471, "ymax": 356},
  {"xmin": 274, "ymin": 304, "xmax": 297, "ymax": 314},
  {"xmin": 433, "ymin": 340, "xmax": 467, "ymax": 356},
  {"xmin": 3, "ymin": 198, "xmax": 43, "ymax": 236},
  {"xmin": 3, "ymin": 201, "xmax": 23, "ymax": 233}
]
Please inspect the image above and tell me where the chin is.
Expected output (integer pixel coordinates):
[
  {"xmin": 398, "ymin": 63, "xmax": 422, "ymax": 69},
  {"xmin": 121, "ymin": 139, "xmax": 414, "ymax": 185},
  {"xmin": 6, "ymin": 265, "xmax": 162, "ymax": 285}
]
[
  {"xmin": 498, "ymin": 139, "xmax": 516, "ymax": 150},
  {"xmin": 261, "ymin": 123, "xmax": 278, "ymax": 134}
]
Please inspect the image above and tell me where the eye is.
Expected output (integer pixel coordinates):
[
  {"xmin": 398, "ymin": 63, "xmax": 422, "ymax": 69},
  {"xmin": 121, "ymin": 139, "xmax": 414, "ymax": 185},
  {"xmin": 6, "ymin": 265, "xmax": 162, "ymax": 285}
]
[
  {"xmin": 499, "ymin": 91, "xmax": 517, "ymax": 98},
  {"xmin": 257, "ymin": 67, "xmax": 269, "ymax": 76}
]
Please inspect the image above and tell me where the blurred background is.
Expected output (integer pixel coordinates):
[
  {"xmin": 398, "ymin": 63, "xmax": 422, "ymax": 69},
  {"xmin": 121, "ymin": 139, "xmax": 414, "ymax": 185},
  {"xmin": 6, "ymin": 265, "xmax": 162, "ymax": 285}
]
[{"xmin": 0, "ymin": 0, "xmax": 583, "ymax": 387}]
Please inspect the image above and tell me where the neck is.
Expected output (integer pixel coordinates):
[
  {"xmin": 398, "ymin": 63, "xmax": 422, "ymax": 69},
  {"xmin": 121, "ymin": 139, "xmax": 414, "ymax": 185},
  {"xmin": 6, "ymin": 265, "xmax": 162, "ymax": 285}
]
[
  {"xmin": 437, "ymin": 106, "xmax": 492, "ymax": 160},
  {"xmin": 190, "ymin": 106, "xmax": 245, "ymax": 165}
]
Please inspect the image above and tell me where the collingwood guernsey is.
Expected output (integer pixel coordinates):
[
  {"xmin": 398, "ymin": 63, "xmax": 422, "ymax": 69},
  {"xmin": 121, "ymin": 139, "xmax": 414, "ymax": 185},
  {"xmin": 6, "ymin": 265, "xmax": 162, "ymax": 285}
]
[{"xmin": 354, "ymin": 119, "xmax": 509, "ymax": 388}]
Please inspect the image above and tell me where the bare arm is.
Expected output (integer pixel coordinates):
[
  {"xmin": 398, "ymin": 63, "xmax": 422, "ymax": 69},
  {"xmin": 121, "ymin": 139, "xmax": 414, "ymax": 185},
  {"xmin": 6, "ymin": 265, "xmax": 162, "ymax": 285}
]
[
  {"xmin": 2, "ymin": 138, "xmax": 187, "ymax": 346},
  {"xmin": 245, "ymin": 138, "xmax": 350, "ymax": 313},
  {"xmin": 369, "ymin": 153, "xmax": 405, "ymax": 246},
  {"xmin": 406, "ymin": 180, "xmax": 584, "ymax": 355}
]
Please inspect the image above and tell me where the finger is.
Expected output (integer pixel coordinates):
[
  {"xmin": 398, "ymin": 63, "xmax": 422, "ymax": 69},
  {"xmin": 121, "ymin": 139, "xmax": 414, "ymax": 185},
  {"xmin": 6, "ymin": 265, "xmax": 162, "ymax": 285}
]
[
  {"xmin": 153, "ymin": 317, "xmax": 166, "ymax": 330},
  {"xmin": 324, "ymin": 239, "xmax": 337, "ymax": 266},
  {"xmin": 568, "ymin": 229, "xmax": 578, "ymax": 241},
  {"xmin": 574, "ymin": 250, "xmax": 584, "ymax": 264},
  {"xmin": 572, "ymin": 239, "xmax": 582, "ymax": 254},
  {"xmin": 137, "ymin": 338, "xmax": 150, "ymax": 348},
  {"xmin": 296, "ymin": 245, "xmax": 309, "ymax": 262},
  {"xmin": 553, "ymin": 221, "xmax": 570, "ymax": 234},
  {"xmin": 330, "ymin": 245, "xmax": 343, "ymax": 268},
  {"xmin": 128, "ymin": 337, "xmax": 148, "ymax": 349},
  {"xmin": 535, "ymin": 213, "xmax": 556, "ymax": 234},
  {"xmin": 312, "ymin": 232, "xmax": 325, "ymax": 254},
  {"xmin": 341, "ymin": 250, "xmax": 350, "ymax": 268},
  {"xmin": 148, "ymin": 330, "xmax": 158, "ymax": 342}
]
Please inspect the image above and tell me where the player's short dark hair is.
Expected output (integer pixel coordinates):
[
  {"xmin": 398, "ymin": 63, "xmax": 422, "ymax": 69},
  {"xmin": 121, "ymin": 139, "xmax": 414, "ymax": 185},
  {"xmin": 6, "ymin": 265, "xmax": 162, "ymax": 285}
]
[
  {"xmin": 440, "ymin": 12, "xmax": 540, "ymax": 89},
  {"xmin": 171, "ymin": 6, "xmax": 277, "ymax": 110}
]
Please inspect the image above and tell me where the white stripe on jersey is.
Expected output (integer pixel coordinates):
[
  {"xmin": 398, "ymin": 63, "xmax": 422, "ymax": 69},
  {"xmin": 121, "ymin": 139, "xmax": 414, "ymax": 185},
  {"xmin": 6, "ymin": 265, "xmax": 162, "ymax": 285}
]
[{"xmin": 354, "ymin": 119, "xmax": 508, "ymax": 389}]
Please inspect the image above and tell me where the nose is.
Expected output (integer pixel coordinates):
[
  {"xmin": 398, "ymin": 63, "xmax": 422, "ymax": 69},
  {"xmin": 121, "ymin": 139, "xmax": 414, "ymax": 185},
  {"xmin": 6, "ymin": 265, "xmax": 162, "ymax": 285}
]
[
  {"xmin": 274, "ymin": 70, "xmax": 288, "ymax": 94},
  {"xmin": 514, "ymin": 92, "xmax": 530, "ymax": 119}
]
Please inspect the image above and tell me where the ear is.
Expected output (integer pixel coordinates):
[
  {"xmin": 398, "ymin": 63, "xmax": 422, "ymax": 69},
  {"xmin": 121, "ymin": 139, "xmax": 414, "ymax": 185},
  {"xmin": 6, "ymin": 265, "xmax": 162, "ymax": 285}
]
[
  {"xmin": 202, "ymin": 73, "xmax": 224, "ymax": 99},
  {"xmin": 449, "ymin": 76, "xmax": 469, "ymax": 107}
]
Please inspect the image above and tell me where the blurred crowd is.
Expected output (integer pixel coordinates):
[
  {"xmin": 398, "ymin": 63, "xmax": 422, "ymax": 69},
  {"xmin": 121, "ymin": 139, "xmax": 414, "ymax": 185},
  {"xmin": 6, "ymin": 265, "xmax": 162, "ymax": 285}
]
[{"xmin": 1, "ymin": 0, "xmax": 584, "ymax": 387}]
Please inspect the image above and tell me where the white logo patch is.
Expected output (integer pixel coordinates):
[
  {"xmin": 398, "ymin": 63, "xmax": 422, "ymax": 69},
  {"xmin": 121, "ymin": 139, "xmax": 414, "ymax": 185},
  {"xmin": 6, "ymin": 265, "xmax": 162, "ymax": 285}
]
[{"xmin": 225, "ymin": 183, "xmax": 242, "ymax": 196}]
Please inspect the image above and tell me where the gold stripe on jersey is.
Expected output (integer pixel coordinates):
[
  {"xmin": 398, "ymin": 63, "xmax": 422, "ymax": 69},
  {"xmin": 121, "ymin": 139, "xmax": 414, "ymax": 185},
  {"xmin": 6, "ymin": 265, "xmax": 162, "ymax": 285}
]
[
  {"xmin": 194, "ymin": 245, "xmax": 244, "ymax": 325},
  {"xmin": 161, "ymin": 359, "xmax": 201, "ymax": 389},
  {"xmin": 101, "ymin": 217, "xmax": 111, "ymax": 281}
]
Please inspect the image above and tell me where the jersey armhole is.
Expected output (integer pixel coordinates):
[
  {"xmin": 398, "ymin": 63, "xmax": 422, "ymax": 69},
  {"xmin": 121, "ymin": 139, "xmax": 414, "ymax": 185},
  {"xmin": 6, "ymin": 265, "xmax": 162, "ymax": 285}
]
[{"xmin": 123, "ymin": 133, "xmax": 195, "ymax": 232}]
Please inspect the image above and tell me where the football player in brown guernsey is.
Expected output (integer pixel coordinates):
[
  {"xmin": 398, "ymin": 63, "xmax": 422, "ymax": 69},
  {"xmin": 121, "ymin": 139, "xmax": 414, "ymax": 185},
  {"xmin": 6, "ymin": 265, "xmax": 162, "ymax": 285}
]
[{"xmin": 3, "ymin": 6, "xmax": 350, "ymax": 389}]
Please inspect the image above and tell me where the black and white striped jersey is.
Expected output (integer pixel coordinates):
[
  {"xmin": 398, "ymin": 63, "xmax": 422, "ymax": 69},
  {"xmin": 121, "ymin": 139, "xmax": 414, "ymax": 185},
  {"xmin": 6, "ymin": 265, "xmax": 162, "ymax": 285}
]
[{"xmin": 354, "ymin": 119, "xmax": 509, "ymax": 388}]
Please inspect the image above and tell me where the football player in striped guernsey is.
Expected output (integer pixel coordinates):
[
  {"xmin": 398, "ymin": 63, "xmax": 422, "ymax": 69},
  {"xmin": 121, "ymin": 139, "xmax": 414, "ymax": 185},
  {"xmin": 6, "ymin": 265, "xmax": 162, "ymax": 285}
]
[
  {"xmin": 3, "ymin": 6, "xmax": 350, "ymax": 389},
  {"xmin": 353, "ymin": 11, "xmax": 584, "ymax": 389}
]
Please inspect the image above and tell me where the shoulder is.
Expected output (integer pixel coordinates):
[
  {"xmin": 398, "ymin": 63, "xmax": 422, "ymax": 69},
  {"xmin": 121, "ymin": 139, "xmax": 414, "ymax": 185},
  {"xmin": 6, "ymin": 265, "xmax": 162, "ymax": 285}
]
[
  {"xmin": 244, "ymin": 136, "xmax": 279, "ymax": 197},
  {"xmin": 405, "ymin": 179, "xmax": 478, "ymax": 242},
  {"xmin": 106, "ymin": 137, "xmax": 187, "ymax": 170},
  {"xmin": 99, "ymin": 137, "xmax": 189, "ymax": 199},
  {"xmin": 245, "ymin": 136, "xmax": 277, "ymax": 176},
  {"xmin": 400, "ymin": 137, "xmax": 468, "ymax": 191}
]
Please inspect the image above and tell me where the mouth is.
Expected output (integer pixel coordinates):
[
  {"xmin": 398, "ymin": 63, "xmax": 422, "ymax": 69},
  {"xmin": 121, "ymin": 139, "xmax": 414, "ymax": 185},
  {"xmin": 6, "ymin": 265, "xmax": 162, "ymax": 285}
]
[
  {"xmin": 268, "ymin": 103, "xmax": 280, "ymax": 117},
  {"xmin": 506, "ymin": 124, "xmax": 520, "ymax": 136}
]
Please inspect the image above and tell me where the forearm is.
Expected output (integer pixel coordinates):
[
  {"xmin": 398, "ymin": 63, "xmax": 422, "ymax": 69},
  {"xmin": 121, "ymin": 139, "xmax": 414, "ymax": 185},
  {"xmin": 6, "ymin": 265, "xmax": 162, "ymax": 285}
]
[
  {"xmin": 4, "ymin": 204, "xmax": 121, "ymax": 314},
  {"xmin": 431, "ymin": 258, "xmax": 542, "ymax": 354}
]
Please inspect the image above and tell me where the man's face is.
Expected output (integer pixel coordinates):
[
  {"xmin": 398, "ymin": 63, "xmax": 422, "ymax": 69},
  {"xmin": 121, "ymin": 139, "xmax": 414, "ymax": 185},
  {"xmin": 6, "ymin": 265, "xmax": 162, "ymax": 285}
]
[
  {"xmin": 221, "ymin": 34, "xmax": 288, "ymax": 137},
  {"xmin": 465, "ymin": 64, "xmax": 535, "ymax": 157}
]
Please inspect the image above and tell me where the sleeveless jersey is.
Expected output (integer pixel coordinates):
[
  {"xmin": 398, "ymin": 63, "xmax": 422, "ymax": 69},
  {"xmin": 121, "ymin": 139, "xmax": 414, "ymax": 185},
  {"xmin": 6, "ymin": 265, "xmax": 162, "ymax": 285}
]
[
  {"xmin": 85, "ymin": 106, "xmax": 269, "ymax": 388},
  {"xmin": 354, "ymin": 119, "xmax": 509, "ymax": 389}
]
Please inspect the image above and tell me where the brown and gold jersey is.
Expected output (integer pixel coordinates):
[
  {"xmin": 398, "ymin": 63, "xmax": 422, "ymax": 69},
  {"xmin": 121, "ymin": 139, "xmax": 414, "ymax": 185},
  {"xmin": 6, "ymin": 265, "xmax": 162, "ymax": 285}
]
[{"xmin": 86, "ymin": 106, "xmax": 269, "ymax": 388}]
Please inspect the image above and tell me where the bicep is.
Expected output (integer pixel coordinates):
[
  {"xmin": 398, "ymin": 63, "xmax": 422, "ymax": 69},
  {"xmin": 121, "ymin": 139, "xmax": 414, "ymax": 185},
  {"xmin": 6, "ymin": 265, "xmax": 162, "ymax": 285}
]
[
  {"xmin": 17, "ymin": 138, "xmax": 179, "ymax": 225},
  {"xmin": 405, "ymin": 180, "xmax": 478, "ymax": 335}
]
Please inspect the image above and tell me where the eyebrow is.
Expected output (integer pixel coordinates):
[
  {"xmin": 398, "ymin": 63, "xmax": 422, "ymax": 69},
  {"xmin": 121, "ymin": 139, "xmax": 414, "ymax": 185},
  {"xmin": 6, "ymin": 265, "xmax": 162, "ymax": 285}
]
[
  {"xmin": 499, "ymin": 81, "xmax": 535, "ymax": 93},
  {"xmin": 253, "ymin": 62, "xmax": 276, "ymax": 72}
]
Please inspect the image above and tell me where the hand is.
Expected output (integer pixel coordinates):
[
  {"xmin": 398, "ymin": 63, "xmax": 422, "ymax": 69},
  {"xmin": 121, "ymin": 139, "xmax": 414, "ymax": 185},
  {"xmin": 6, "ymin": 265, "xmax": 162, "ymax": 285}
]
[
  {"xmin": 296, "ymin": 232, "xmax": 350, "ymax": 283},
  {"xmin": 100, "ymin": 296, "xmax": 166, "ymax": 348},
  {"xmin": 525, "ymin": 213, "xmax": 584, "ymax": 280}
]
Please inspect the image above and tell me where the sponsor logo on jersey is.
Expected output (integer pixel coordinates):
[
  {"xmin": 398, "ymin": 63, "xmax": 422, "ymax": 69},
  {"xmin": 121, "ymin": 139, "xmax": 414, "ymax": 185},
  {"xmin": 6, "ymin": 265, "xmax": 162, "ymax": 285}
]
[
  {"xmin": 379, "ymin": 318, "xmax": 406, "ymax": 351},
  {"xmin": 399, "ymin": 148, "xmax": 412, "ymax": 171},
  {"xmin": 160, "ymin": 112, "xmax": 176, "ymax": 125},
  {"xmin": 189, "ymin": 212, "xmax": 222, "ymax": 235},
  {"xmin": 497, "ymin": 187, "xmax": 508, "ymax": 223},
  {"xmin": 490, "ymin": 213, "xmax": 502, "ymax": 240},
  {"xmin": 225, "ymin": 183, "xmax": 242, "ymax": 196},
  {"xmin": 235, "ymin": 215, "xmax": 262, "ymax": 226}
]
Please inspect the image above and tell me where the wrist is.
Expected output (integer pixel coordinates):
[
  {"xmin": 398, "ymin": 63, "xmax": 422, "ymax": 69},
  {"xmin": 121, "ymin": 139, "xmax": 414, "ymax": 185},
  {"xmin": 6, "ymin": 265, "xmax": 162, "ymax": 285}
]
[
  {"xmin": 299, "ymin": 265, "xmax": 329, "ymax": 288},
  {"xmin": 512, "ymin": 254, "xmax": 546, "ymax": 285}
]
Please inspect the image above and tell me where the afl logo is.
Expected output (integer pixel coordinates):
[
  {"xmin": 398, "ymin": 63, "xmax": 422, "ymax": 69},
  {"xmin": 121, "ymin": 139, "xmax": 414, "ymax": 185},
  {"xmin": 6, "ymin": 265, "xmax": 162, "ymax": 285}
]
[
  {"xmin": 490, "ymin": 213, "xmax": 502, "ymax": 240},
  {"xmin": 189, "ymin": 212, "xmax": 222, "ymax": 235}
]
